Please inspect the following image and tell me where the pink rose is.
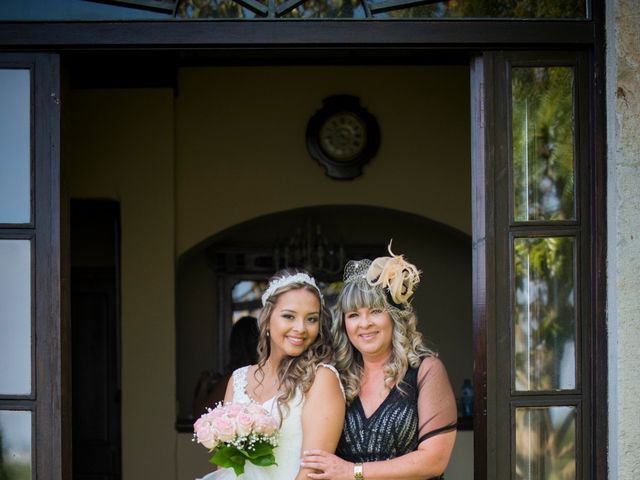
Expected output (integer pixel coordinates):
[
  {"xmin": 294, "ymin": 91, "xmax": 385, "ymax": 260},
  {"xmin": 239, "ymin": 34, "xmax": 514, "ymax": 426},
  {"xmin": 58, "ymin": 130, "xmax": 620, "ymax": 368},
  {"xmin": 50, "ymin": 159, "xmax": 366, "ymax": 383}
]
[
  {"xmin": 254, "ymin": 414, "xmax": 278, "ymax": 436},
  {"xmin": 235, "ymin": 412, "xmax": 255, "ymax": 436},
  {"xmin": 212, "ymin": 416, "xmax": 236, "ymax": 442},
  {"xmin": 246, "ymin": 403, "xmax": 266, "ymax": 416},
  {"xmin": 224, "ymin": 403, "xmax": 244, "ymax": 418},
  {"xmin": 207, "ymin": 406, "xmax": 225, "ymax": 418},
  {"xmin": 194, "ymin": 418, "xmax": 218, "ymax": 450},
  {"xmin": 194, "ymin": 416, "xmax": 208, "ymax": 431}
]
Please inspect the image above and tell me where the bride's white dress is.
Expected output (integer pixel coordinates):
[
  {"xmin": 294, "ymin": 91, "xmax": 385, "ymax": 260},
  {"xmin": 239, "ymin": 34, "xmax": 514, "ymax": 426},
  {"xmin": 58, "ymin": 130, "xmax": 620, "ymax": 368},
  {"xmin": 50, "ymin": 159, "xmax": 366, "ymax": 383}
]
[{"xmin": 197, "ymin": 364, "xmax": 340, "ymax": 480}]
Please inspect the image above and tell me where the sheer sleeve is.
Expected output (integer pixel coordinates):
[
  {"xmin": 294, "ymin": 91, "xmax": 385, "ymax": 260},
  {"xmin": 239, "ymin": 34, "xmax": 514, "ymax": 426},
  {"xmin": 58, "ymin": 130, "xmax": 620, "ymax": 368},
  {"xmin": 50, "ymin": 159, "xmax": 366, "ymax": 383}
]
[{"xmin": 416, "ymin": 356, "xmax": 458, "ymax": 444}]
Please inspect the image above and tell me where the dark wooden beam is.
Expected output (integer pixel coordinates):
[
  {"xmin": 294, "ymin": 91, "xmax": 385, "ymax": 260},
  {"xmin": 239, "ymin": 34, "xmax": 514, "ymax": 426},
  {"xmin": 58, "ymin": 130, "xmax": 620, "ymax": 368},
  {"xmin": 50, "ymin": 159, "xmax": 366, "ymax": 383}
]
[{"xmin": 0, "ymin": 20, "xmax": 595, "ymax": 50}]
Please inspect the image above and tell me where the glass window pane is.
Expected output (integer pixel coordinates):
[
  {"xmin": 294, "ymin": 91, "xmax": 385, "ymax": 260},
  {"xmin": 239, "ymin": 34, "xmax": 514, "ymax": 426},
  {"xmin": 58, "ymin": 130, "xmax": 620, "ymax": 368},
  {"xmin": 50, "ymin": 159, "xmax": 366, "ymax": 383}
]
[
  {"xmin": 0, "ymin": 411, "xmax": 32, "ymax": 480},
  {"xmin": 515, "ymin": 406, "xmax": 576, "ymax": 480},
  {"xmin": 514, "ymin": 237, "xmax": 576, "ymax": 391},
  {"xmin": 0, "ymin": 0, "xmax": 586, "ymax": 19},
  {"xmin": 512, "ymin": 67, "xmax": 576, "ymax": 222},
  {"xmin": 231, "ymin": 280, "xmax": 267, "ymax": 303},
  {"xmin": 231, "ymin": 280, "xmax": 266, "ymax": 323},
  {"xmin": 373, "ymin": 0, "xmax": 585, "ymax": 18},
  {"xmin": 176, "ymin": 0, "xmax": 261, "ymax": 18},
  {"xmin": 0, "ymin": 0, "xmax": 169, "ymax": 21},
  {"xmin": 0, "ymin": 240, "xmax": 32, "ymax": 395},
  {"xmin": 0, "ymin": 69, "xmax": 31, "ymax": 224}
]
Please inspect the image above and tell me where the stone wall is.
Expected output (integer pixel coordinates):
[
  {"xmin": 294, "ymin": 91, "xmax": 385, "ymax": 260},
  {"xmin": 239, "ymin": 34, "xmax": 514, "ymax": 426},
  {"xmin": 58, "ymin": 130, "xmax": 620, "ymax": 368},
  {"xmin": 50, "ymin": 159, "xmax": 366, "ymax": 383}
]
[{"xmin": 607, "ymin": 0, "xmax": 640, "ymax": 477}]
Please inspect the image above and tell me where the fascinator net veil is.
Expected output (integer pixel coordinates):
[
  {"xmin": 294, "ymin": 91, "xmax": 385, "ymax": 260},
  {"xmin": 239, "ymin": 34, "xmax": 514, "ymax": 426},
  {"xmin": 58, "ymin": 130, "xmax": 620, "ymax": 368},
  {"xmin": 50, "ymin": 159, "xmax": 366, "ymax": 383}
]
[
  {"xmin": 342, "ymin": 259, "xmax": 372, "ymax": 283},
  {"xmin": 342, "ymin": 242, "xmax": 421, "ymax": 311},
  {"xmin": 341, "ymin": 252, "xmax": 458, "ymax": 444}
]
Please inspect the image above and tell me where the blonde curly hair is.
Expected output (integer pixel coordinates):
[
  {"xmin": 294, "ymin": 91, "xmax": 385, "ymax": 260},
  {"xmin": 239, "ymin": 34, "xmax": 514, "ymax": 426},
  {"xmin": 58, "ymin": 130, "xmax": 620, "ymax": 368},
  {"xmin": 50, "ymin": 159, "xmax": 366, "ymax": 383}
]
[
  {"xmin": 255, "ymin": 269, "xmax": 332, "ymax": 418},
  {"xmin": 331, "ymin": 262, "xmax": 435, "ymax": 404}
]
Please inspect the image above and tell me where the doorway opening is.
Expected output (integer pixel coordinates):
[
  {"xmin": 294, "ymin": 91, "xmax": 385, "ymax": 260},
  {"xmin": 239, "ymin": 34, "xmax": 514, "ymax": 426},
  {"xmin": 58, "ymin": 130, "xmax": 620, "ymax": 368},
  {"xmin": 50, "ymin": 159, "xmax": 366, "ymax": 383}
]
[
  {"xmin": 70, "ymin": 199, "xmax": 122, "ymax": 480},
  {"xmin": 177, "ymin": 205, "xmax": 474, "ymax": 478},
  {"xmin": 64, "ymin": 61, "xmax": 473, "ymax": 480}
]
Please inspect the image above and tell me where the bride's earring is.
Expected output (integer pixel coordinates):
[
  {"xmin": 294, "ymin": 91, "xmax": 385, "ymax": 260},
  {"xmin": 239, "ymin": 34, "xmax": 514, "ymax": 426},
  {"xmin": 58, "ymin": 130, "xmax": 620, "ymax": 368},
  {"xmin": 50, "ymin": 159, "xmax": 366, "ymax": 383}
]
[{"xmin": 266, "ymin": 330, "xmax": 270, "ymax": 337}]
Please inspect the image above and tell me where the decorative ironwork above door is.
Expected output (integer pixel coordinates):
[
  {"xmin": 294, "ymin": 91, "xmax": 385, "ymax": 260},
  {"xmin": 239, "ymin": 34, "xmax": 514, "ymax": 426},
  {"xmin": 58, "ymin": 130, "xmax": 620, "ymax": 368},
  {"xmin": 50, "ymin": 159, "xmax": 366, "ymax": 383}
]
[{"xmin": 82, "ymin": 0, "xmax": 586, "ymax": 19}]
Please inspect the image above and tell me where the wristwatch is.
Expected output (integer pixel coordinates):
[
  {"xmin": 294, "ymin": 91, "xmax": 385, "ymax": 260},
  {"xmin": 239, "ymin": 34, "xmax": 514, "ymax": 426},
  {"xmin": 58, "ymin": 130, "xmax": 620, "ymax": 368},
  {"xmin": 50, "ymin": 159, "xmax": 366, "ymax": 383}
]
[{"xmin": 354, "ymin": 463, "xmax": 364, "ymax": 480}]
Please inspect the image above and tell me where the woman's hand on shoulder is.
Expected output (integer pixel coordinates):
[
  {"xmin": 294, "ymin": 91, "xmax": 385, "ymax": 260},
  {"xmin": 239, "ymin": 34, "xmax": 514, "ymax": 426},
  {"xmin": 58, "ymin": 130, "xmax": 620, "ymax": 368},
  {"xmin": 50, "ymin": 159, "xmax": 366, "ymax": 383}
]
[{"xmin": 301, "ymin": 450, "xmax": 353, "ymax": 480}]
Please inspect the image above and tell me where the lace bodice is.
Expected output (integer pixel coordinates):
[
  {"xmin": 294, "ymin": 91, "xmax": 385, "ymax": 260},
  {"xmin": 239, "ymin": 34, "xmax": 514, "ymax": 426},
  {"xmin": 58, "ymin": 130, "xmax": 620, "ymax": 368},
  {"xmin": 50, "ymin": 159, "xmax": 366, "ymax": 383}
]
[
  {"xmin": 197, "ymin": 364, "xmax": 342, "ymax": 480},
  {"xmin": 217, "ymin": 365, "xmax": 303, "ymax": 480},
  {"xmin": 231, "ymin": 365, "xmax": 253, "ymax": 404},
  {"xmin": 219, "ymin": 363, "xmax": 342, "ymax": 480}
]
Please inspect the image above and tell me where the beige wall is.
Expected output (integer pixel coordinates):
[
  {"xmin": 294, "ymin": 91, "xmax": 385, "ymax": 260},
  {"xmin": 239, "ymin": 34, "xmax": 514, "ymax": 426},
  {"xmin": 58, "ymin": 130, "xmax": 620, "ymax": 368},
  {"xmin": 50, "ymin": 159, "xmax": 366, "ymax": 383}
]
[
  {"xmin": 177, "ymin": 211, "xmax": 474, "ymax": 479},
  {"xmin": 65, "ymin": 65, "xmax": 473, "ymax": 480},
  {"xmin": 174, "ymin": 66, "xmax": 472, "ymax": 479},
  {"xmin": 65, "ymin": 89, "xmax": 176, "ymax": 480},
  {"xmin": 176, "ymin": 66, "xmax": 471, "ymax": 255},
  {"xmin": 607, "ymin": 0, "xmax": 640, "ymax": 477}
]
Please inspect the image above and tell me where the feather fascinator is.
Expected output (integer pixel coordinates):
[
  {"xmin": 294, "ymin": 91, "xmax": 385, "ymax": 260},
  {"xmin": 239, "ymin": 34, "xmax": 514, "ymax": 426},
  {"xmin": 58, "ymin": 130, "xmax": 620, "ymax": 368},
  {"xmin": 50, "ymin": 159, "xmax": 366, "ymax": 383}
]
[{"xmin": 365, "ymin": 241, "xmax": 421, "ymax": 306}]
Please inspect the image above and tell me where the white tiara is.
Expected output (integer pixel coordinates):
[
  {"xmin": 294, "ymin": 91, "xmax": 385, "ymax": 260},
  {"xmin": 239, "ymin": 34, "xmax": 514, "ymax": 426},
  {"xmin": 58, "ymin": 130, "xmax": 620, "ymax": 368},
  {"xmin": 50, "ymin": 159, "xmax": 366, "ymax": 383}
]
[{"xmin": 261, "ymin": 273, "xmax": 323, "ymax": 306}]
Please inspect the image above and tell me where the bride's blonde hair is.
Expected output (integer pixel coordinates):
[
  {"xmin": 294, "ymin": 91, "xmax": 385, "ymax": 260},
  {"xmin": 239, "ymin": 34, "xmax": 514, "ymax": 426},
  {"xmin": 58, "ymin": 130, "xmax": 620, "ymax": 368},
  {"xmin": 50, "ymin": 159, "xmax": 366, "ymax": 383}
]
[{"xmin": 256, "ymin": 269, "xmax": 332, "ymax": 418}]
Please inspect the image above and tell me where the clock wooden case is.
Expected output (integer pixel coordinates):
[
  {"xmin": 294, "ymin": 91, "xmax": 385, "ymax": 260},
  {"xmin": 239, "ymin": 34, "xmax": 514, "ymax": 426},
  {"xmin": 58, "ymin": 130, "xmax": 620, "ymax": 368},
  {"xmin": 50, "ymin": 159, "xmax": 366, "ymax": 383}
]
[{"xmin": 306, "ymin": 95, "xmax": 380, "ymax": 180}]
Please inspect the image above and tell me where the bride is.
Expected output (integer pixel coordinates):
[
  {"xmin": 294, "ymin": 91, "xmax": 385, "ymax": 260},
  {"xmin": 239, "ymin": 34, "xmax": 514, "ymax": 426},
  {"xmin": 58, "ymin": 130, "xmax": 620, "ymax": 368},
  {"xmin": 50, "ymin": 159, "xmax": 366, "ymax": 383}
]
[{"xmin": 197, "ymin": 269, "xmax": 345, "ymax": 480}]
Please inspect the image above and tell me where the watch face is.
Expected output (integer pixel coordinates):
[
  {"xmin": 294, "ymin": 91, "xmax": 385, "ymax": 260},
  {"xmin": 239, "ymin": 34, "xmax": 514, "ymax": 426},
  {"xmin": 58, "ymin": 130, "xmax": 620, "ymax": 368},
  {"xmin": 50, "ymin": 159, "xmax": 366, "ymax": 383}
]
[{"xmin": 318, "ymin": 111, "xmax": 367, "ymax": 162}]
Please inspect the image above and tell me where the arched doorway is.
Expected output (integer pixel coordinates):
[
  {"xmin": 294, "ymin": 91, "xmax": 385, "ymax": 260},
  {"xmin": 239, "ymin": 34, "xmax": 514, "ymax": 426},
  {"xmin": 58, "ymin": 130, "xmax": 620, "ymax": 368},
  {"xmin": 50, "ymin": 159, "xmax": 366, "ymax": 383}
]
[{"xmin": 176, "ymin": 205, "xmax": 473, "ymax": 479}]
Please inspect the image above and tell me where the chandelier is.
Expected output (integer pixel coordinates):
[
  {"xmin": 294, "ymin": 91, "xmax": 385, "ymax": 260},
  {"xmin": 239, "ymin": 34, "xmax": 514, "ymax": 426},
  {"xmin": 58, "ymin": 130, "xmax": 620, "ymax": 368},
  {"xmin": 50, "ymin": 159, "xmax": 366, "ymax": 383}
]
[{"xmin": 276, "ymin": 220, "xmax": 345, "ymax": 280}]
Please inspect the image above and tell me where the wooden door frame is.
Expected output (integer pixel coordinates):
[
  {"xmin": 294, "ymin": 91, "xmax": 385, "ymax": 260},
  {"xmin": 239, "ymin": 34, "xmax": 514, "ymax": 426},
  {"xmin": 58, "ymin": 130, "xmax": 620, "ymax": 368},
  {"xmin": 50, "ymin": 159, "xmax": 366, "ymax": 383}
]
[
  {"xmin": 0, "ymin": 52, "xmax": 65, "ymax": 480},
  {"xmin": 472, "ymin": 49, "xmax": 607, "ymax": 479},
  {"xmin": 0, "ymin": 1, "xmax": 607, "ymax": 477}
]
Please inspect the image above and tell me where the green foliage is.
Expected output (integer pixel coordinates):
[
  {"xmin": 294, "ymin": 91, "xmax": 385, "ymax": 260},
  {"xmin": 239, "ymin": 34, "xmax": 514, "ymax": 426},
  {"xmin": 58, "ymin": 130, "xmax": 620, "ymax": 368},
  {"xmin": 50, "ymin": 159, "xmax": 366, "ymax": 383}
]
[
  {"xmin": 512, "ymin": 67, "xmax": 575, "ymax": 221},
  {"xmin": 2, "ymin": 464, "xmax": 30, "ymax": 480},
  {"xmin": 508, "ymin": 65, "xmax": 578, "ymax": 480},
  {"xmin": 211, "ymin": 445, "xmax": 247, "ymax": 476},
  {"xmin": 241, "ymin": 441, "xmax": 275, "ymax": 460},
  {"xmin": 514, "ymin": 237, "xmax": 575, "ymax": 391},
  {"xmin": 175, "ymin": 0, "xmax": 585, "ymax": 19},
  {"xmin": 177, "ymin": 0, "xmax": 251, "ymax": 19},
  {"xmin": 445, "ymin": 0, "xmax": 584, "ymax": 18},
  {"xmin": 283, "ymin": 0, "xmax": 362, "ymax": 19},
  {"xmin": 0, "ymin": 429, "xmax": 5, "ymax": 480},
  {"xmin": 209, "ymin": 441, "xmax": 277, "ymax": 475},
  {"xmin": 515, "ymin": 407, "xmax": 576, "ymax": 479},
  {"xmin": 511, "ymin": 67, "xmax": 577, "ymax": 394}
]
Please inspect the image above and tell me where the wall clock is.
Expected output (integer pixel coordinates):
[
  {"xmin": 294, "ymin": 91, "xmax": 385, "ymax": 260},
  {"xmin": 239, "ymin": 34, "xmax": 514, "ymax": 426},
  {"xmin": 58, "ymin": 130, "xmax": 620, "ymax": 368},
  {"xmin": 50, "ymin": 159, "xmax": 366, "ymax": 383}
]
[{"xmin": 306, "ymin": 95, "xmax": 380, "ymax": 180}]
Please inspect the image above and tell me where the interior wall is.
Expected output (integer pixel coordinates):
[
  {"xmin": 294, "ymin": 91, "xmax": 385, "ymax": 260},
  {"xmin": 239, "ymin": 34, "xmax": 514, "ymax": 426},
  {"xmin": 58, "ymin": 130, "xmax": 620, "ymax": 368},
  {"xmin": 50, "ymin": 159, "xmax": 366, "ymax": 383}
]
[
  {"xmin": 175, "ymin": 65, "xmax": 471, "ymax": 255},
  {"xmin": 177, "ymin": 209, "xmax": 474, "ymax": 479},
  {"xmin": 64, "ymin": 64, "xmax": 472, "ymax": 480},
  {"xmin": 175, "ymin": 65, "xmax": 472, "ymax": 480},
  {"xmin": 64, "ymin": 88, "xmax": 176, "ymax": 480},
  {"xmin": 176, "ymin": 208, "xmax": 473, "ymax": 420}
]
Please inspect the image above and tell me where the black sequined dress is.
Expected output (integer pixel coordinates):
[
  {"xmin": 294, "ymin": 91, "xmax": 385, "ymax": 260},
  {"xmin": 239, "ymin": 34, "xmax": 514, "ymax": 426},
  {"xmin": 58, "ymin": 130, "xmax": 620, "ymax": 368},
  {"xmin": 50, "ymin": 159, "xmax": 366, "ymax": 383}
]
[{"xmin": 336, "ymin": 357, "xmax": 457, "ymax": 479}]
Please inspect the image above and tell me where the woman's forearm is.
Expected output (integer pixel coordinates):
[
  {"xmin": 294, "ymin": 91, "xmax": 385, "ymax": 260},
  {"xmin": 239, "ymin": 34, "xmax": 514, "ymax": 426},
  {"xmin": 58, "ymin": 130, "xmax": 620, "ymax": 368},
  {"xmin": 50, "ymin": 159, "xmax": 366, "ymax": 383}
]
[
  {"xmin": 356, "ymin": 452, "xmax": 441, "ymax": 480},
  {"xmin": 355, "ymin": 432, "xmax": 455, "ymax": 480}
]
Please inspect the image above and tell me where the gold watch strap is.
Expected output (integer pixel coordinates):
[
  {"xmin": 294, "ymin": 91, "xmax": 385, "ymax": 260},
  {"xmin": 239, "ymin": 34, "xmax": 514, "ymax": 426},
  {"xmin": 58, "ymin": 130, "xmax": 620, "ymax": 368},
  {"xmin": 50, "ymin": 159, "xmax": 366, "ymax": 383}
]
[{"xmin": 354, "ymin": 463, "xmax": 364, "ymax": 480}]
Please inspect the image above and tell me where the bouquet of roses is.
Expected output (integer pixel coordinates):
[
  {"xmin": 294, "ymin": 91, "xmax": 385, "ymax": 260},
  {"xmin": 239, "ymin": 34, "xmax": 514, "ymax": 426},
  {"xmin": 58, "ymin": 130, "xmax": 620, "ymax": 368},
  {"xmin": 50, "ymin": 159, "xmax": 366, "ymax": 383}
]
[{"xmin": 193, "ymin": 402, "xmax": 280, "ymax": 476}]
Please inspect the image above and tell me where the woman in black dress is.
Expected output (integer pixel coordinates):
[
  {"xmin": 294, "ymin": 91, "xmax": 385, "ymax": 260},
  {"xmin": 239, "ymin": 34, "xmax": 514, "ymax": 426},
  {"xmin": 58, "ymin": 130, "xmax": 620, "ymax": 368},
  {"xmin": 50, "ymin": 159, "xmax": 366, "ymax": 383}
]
[{"xmin": 302, "ymin": 245, "xmax": 457, "ymax": 480}]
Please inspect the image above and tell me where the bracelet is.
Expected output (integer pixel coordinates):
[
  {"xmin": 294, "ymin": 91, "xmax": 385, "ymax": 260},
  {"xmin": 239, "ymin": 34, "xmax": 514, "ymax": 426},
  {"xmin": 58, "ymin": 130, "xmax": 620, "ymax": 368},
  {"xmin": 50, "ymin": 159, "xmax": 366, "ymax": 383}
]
[{"xmin": 354, "ymin": 462, "xmax": 364, "ymax": 480}]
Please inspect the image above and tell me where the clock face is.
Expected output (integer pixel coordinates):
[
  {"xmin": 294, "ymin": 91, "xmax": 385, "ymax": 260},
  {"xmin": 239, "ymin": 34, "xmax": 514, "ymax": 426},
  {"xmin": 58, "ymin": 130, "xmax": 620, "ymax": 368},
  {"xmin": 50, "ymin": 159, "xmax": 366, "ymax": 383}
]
[
  {"xmin": 318, "ymin": 111, "xmax": 368, "ymax": 162},
  {"xmin": 306, "ymin": 95, "xmax": 380, "ymax": 180}
]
